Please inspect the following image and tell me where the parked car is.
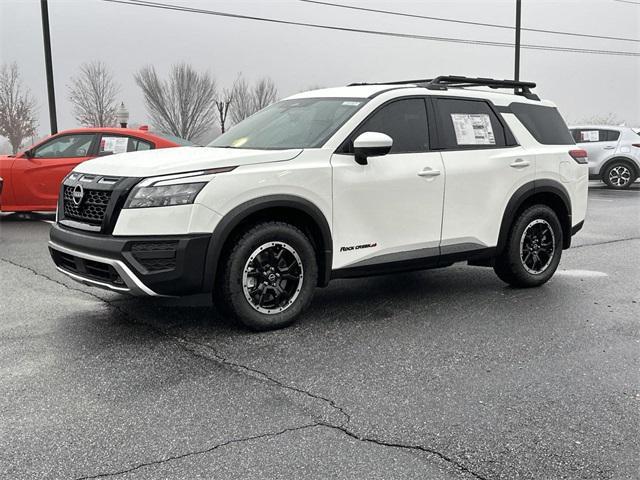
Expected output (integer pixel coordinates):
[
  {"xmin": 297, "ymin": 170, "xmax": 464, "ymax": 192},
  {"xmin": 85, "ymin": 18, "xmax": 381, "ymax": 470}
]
[
  {"xmin": 0, "ymin": 127, "xmax": 191, "ymax": 212},
  {"xmin": 569, "ymin": 125, "xmax": 640, "ymax": 189},
  {"xmin": 48, "ymin": 76, "xmax": 587, "ymax": 330}
]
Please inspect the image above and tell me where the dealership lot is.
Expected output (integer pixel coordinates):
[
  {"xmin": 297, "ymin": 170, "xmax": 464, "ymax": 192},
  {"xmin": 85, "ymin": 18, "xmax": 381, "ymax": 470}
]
[{"xmin": 1, "ymin": 183, "xmax": 638, "ymax": 480}]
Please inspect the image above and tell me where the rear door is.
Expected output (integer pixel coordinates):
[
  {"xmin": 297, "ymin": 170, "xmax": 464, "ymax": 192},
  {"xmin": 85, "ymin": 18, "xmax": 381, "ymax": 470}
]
[
  {"xmin": 434, "ymin": 97, "xmax": 534, "ymax": 253},
  {"xmin": 331, "ymin": 97, "xmax": 445, "ymax": 270},
  {"xmin": 12, "ymin": 133, "xmax": 98, "ymax": 209}
]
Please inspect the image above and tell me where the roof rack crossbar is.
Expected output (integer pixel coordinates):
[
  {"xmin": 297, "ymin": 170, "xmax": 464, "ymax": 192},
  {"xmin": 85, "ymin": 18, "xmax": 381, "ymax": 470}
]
[{"xmin": 348, "ymin": 75, "xmax": 540, "ymax": 100}]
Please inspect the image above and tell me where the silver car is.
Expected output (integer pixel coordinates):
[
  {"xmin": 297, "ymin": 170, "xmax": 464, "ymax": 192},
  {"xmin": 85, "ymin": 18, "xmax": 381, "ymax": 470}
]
[{"xmin": 569, "ymin": 125, "xmax": 640, "ymax": 189}]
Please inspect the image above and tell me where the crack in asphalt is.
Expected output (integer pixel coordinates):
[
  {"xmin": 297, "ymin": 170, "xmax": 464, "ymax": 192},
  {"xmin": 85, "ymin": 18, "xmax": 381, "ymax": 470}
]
[
  {"xmin": 4, "ymin": 257, "xmax": 491, "ymax": 479},
  {"xmin": 317, "ymin": 423, "xmax": 489, "ymax": 480},
  {"xmin": 72, "ymin": 423, "xmax": 319, "ymax": 479},
  {"xmin": 164, "ymin": 333, "xmax": 352, "ymax": 427},
  {"xmin": 0, "ymin": 257, "xmax": 109, "ymax": 302}
]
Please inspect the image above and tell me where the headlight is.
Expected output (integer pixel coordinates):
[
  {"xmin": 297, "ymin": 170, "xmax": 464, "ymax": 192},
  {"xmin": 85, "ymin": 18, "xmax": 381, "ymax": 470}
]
[{"xmin": 124, "ymin": 182, "xmax": 206, "ymax": 209}]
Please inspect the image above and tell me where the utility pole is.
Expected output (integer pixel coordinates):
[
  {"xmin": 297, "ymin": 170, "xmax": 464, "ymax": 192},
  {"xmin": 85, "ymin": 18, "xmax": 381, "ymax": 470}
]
[
  {"xmin": 40, "ymin": 0, "xmax": 58, "ymax": 134},
  {"xmin": 514, "ymin": 0, "xmax": 522, "ymax": 83}
]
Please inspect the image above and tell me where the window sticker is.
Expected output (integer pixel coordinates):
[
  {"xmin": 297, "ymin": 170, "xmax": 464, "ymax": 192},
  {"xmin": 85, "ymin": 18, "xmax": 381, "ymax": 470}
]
[
  {"xmin": 451, "ymin": 113, "xmax": 496, "ymax": 145},
  {"xmin": 102, "ymin": 136, "xmax": 129, "ymax": 154},
  {"xmin": 342, "ymin": 101, "xmax": 361, "ymax": 107},
  {"xmin": 580, "ymin": 130, "xmax": 599, "ymax": 142}
]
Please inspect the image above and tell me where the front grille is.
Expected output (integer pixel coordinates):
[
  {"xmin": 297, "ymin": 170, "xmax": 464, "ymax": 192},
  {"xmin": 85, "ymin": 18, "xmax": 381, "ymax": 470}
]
[
  {"xmin": 130, "ymin": 241, "xmax": 179, "ymax": 272},
  {"xmin": 63, "ymin": 186, "xmax": 112, "ymax": 225},
  {"xmin": 50, "ymin": 249, "xmax": 125, "ymax": 286}
]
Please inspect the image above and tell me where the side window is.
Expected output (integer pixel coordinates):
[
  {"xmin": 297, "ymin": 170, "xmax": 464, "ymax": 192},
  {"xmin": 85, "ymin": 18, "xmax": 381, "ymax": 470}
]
[
  {"xmin": 129, "ymin": 138, "xmax": 153, "ymax": 151},
  {"xmin": 33, "ymin": 134, "xmax": 95, "ymax": 158},
  {"xmin": 510, "ymin": 103, "xmax": 574, "ymax": 145},
  {"xmin": 576, "ymin": 130, "xmax": 601, "ymax": 142},
  {"xmin": 570, "ymin": 129, "xmax": 582, "ymax": 142},
  {"xmin": 602, "ymin": 130, "xmax": 620, "ymax": 142},
  {"xmin": 573, "ymin": 130, "xmax": 619, "ymax": 143},
  {"xmin": 435, "ymin": 98, "xmax": 507, "ymax": 149},
  {"xmin": 99, "ymin": 136, "xmax": 153, "ymax": 155},
  {"xmin": 352, "ymin": 98, "xmax": 429, "ymax": 154}
]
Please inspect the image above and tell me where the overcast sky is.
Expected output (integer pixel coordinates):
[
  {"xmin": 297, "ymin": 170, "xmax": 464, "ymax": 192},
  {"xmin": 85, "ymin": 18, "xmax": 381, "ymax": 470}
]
[{"xmin": 1, "ymin": 0, "xmax": 639, "ymax": 138}]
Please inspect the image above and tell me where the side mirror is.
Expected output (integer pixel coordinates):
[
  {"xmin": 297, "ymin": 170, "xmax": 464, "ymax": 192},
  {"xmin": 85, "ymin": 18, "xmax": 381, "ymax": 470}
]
[
  {"xmin": 23, "ymin": 149, "xmax": 34, "ymax": 159},
  {"xmin": 353, "ymin": 132, "xmax": 393, "ymax": 165}
]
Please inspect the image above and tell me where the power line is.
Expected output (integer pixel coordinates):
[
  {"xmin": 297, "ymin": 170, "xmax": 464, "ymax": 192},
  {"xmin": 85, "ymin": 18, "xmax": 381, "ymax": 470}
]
[
  {"xmin": 300, "ymin": 0, "xmax": 640, "ymax": 44},
  {"xmin": 101, "ymin": 0, "xmax": 640, "ymax": 57}
]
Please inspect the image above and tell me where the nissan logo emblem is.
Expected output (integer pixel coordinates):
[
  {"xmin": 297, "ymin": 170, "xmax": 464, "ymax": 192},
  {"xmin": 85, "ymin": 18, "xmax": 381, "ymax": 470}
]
[{"xmin": 72, "ymin": 184, "xmax": 84, "ymax": 206}]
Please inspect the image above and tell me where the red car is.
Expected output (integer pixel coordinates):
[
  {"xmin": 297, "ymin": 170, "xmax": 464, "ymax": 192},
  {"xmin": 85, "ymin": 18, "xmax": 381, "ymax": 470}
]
[{"xmin": 0, "ymin": 127, "xmax": 189, "ymax": 212}]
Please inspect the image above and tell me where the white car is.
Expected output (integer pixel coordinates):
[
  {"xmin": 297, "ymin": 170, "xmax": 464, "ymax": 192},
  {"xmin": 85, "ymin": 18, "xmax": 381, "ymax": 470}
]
[
  {"xmin": 569, "ymin": 125, "xmax": 640, "ymax": 189},
  {"xmin": 49, "ymin": 76, "xmax": 588, "ymax": 330}
]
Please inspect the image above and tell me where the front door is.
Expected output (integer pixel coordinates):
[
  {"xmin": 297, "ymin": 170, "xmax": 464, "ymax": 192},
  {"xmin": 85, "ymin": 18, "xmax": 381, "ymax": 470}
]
[
  {"xmin": 12, "ymin": 133, "xmax": 97, "ymax": 209},
  {"xmin": 331, "ymin": 97, "xmax": 445, "ymax": 271}
]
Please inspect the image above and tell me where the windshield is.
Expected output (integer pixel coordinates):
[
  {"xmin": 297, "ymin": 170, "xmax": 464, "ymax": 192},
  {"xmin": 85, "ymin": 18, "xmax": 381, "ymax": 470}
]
[{"xmin": 208, "ymin": 97, "xmax": 367, "ymax": 150}]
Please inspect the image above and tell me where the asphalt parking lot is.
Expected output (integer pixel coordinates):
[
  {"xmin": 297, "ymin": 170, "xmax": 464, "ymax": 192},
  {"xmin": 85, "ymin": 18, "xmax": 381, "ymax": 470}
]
[{"xmin": 1, "ymin": 183, "xmax": 638, "ymax": 480}]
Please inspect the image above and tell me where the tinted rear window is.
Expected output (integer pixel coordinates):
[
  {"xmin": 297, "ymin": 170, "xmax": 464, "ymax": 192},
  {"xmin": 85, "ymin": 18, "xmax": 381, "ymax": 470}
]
[
  {"xmin": 510, "ymin": 103, "xmax": 574, "ymax": 145},
  {"xmin": 603, "ymin": 130, "xmax": 621, "ymax": 142}
]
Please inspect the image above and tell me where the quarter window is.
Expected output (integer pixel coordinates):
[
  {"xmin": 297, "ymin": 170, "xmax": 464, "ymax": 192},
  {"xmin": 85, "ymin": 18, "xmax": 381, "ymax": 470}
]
[
  {"xmin": 351, "ymin": 98, "xmax": 429, "ymax": 154},
  {"xmin": 510, "ymin": 103, "xmax": 574, "ymax": 145},
  {"xmin": 33, "ymin": 134, "xmax": 95, "ymax": 158},
  {"xmin": 435, "ymin": 98, "xmax": 508, "ymax": 149}
]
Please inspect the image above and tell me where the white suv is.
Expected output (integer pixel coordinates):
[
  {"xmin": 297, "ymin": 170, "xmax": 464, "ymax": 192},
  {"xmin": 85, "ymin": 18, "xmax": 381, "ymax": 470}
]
[{"xmin": 49, "ymin": 76, "xmax": 588, "ymax": 330}]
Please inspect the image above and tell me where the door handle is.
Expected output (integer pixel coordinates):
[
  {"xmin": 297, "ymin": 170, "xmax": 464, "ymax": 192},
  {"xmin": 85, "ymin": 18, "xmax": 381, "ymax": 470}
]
[
  {"xmin": 509, "ymin": 159, "xmax": 530, "ymax": 168},
  {"xmin": 603, "ymin": 146, "xmax": 615, "ymax": 150},
  {"xmin": 417, "ymin": 168, "xmax": 441, "ymax": 177}
]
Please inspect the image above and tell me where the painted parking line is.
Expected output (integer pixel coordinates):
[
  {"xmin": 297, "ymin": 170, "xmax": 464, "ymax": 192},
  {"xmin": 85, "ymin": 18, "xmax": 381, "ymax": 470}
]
[
  {"xmin": 40, "ymin": 220, "xmax": 55, "ymax": 224},
  {"xmin": 555, "ymin": 269, "xmax": 609, "ymax": 278}
]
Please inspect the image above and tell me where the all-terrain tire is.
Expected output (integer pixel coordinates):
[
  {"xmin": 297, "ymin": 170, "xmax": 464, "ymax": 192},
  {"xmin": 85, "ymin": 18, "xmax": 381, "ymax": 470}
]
[
  {"xmin": 215, "ymin": 221, "xmax": 318, "ymax": 331},
  {"xmin": 494, "ymin": 205, "xmax": 563, "ymax": 288}
]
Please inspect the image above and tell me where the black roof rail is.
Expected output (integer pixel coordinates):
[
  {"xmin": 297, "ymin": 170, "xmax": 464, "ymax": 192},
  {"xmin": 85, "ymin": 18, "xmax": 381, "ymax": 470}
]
[{"xmin": 348, "ymin": 75, "xmax": 540, "ymax": 100}]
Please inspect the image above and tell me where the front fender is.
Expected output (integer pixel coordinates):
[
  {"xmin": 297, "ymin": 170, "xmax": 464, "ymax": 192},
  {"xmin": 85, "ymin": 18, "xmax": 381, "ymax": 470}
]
[{"xmin": 203, "ymin": 194, "xmax": 333, "ymax": 292}]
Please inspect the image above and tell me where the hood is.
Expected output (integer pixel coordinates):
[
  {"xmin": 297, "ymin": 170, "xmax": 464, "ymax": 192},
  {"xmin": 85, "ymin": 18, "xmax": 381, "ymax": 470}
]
[{"xmin": 73, "ymin": 146, "xmax": 303, "ymax": 177}]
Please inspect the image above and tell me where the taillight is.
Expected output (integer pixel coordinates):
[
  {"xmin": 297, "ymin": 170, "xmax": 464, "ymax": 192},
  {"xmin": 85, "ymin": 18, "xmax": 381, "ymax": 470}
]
[{"xmin": 569, "ymin": 149, "xmax": 588, "ymax": 164}]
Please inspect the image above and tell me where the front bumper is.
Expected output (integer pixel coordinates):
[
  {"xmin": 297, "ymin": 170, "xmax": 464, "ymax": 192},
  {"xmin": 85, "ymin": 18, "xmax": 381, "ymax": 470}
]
[{"xmin": 49, "ymin": 223, "xmax": 211, "ymax": 296}]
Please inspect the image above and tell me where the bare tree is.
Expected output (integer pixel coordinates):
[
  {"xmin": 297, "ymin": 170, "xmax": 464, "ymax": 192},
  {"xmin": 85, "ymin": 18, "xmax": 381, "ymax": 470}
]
[
  {"xmin": 68, "ymin": 61, "xmax": 120, "ymax": 127},
  {"xmin": 135, "ymin": 63, "xmax": 217, "ymax": 141},
  {"xmin": 229, "ymin": 75, "xmax": 253, "ymax": 125},
  {"xmin": 215, "ymin": 86, "xmax": 233, "ymax": 134},
  {"xmin": 252, "ymin": 77, "xmax": 278, "ymax": 112},
  {"xmin": 575, "ymin": 113, "xmax": 625, "ymax": 126},
  {"xmin": 0, "ymin": 63, "xmax": 37, "ymax": 154},
  {"xmin": 229, "ymin": 75, "xmax": 278, "ymax": 125}
]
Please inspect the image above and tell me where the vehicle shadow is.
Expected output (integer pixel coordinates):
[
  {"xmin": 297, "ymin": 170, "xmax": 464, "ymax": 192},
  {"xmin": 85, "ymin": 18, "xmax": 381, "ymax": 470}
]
[
  {"xmin": 0, "ymin": 211, "xmax": 56, "ymax": 222},
  {"xmin": 108, "ymin": 266, "xmax": 518, "ymax": 338}
]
